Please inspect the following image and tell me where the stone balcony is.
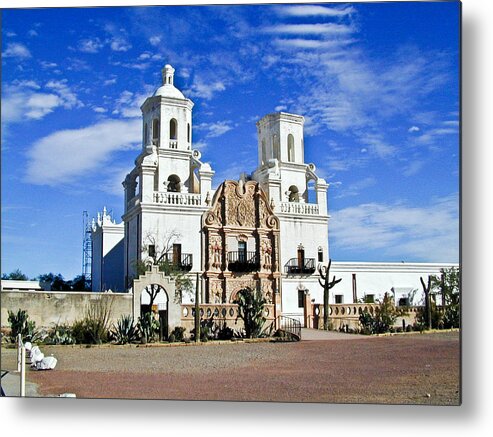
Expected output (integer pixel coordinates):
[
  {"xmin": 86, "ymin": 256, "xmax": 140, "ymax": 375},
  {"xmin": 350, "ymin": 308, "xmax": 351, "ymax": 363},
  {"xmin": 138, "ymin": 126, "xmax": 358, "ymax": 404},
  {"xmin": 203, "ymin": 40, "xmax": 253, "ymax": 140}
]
[
  {"xmin": 152, "ymin": 191, "xmax": 203, "ymax": 207},
  {"xmin": 277, "ymin": 201, "xmax": 320, "ymax": 216}
]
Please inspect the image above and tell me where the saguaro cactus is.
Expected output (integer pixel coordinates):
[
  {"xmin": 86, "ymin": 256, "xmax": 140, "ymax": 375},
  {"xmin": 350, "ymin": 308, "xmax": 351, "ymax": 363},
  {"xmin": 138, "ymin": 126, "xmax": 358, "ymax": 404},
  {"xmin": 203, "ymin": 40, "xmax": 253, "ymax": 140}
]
[
  {"xmin": 420, "ymin": 275, "xmax": 432, "ymax": 330},
  {"xmin": 194, "ymin": 272, "xmax": 201, "ymax": 342},
  {"xmin": 318, "ymin": 259, "xmax": 342, "ymax": 331}
]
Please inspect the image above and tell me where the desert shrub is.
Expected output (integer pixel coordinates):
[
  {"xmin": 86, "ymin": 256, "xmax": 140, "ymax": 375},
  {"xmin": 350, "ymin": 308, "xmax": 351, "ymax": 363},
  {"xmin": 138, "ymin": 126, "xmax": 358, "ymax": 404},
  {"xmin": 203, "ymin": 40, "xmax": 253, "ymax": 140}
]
[
  {"xmin": 71, "ymin": 298, "xmax": 114, "ymax": 344},
  {"xmin": 359, "ymin": 294, "xmax": 407, "ymax": 334},
  {"xmin": 169, "ymin": 326, "xmax": 186, "ymax": 342},
  {"xmin": 216, "ymin": 323, "xmax": 235, "ymax": 340},
  {"xmin": 110, "ymin": 315, "xmax": 139, "ymax": 344}
]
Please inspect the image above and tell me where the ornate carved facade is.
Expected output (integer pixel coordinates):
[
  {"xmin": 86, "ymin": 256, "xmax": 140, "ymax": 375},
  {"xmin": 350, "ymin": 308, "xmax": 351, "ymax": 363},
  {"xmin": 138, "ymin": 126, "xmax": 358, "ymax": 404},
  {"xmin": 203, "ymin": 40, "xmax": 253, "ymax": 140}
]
[{"xmin": 202, "ymin": 180, "xmax": 281, "ymax": 316}]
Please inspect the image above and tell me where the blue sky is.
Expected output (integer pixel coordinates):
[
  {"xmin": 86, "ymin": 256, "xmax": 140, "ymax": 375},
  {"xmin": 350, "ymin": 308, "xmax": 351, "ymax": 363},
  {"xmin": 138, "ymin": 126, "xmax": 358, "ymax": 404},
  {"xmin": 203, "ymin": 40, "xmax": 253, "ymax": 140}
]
[{"xmin": 1, "ymin": 2, "xmax": 460, "ymax": 280}]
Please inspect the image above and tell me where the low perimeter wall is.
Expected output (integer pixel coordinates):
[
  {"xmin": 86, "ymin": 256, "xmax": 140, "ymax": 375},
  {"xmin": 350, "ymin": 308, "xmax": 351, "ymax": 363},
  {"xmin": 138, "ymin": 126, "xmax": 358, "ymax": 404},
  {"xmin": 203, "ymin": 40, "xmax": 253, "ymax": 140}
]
[{"xmin": 1, "ymin": 290, "xmax": 133, "ymax": 329}]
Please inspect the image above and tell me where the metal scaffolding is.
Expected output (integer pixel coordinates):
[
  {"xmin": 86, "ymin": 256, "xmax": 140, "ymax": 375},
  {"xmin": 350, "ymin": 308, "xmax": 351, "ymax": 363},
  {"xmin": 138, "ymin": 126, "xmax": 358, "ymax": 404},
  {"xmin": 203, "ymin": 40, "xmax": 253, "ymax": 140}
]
[{"xmin": 82, "ymin": 211, "xmax": 92, "ymax": 285}]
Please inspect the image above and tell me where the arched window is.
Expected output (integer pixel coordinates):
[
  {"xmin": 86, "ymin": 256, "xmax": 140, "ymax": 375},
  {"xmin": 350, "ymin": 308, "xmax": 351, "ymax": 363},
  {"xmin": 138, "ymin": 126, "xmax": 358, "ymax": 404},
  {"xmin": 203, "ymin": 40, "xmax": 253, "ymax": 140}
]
[
  {"xmin": 170, "ymin": 118, "xmax": 177, "ymax": 140},
  {"xmin": 187, "ymin": 123, "xmax": 191, "ymax": 143},
  {"xmin": 287, "ymin": 134, "xmax": 295, "ymax": 162},
  {"xmin": 152, "ymin": 118, "xmax": 159, "ymax": 144},
  {"xmin": 144, "ymin": 122, "xmax": 148, "ymax": 145},
  {"xmin": 288, "ymin": 185, "xmax": 299, "ymax": 202},
  {"xmin": 273, "ymin": 134, "xmax": 280, "ymax": 160},
  {"xmin": 167, "ymin": 174, "xmax": 181, "ymax": 192},
  {"xmin": 261, "ymin": 139, "xmax": 267, "ymax": 166}
]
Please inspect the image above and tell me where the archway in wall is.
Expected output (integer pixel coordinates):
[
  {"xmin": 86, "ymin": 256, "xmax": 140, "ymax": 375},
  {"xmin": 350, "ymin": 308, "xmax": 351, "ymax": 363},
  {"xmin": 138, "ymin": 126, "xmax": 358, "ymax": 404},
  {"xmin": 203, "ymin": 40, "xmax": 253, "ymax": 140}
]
[
  {"xmin": 132, "ymin": 266, "xmax": 178, "ymax": 340},
  {"xmin": 167, "ymin": 174, "xmax": 181, "ymax": 192},
  {"xmin": 288, "ymin": 185, "xmax": 299, "ymax": 202},
  {"xmin": 140, "ymin": 284, "xmax": 169, "ymax": 340}
]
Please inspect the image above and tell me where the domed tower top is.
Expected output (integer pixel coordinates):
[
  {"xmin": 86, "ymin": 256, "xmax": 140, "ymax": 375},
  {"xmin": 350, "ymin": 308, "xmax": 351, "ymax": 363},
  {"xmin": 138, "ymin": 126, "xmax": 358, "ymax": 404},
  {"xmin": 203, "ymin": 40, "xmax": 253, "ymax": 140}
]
[{"xmin": 153, "ymin": 64, "xmax": 185, "ymax": 99}]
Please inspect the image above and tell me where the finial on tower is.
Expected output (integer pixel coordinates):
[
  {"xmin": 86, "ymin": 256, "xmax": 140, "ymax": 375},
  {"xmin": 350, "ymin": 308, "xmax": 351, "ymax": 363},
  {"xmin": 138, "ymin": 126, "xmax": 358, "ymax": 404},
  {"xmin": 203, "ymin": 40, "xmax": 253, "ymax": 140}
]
[{"xmin": 162, "ymin": 64, "xmax": 175, "ymax": 86}]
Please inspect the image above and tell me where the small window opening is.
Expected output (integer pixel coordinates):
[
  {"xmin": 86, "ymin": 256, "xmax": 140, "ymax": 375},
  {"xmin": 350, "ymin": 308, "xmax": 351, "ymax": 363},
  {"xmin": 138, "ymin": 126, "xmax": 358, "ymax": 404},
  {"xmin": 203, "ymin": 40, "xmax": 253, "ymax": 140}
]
[
  {"xmin": 238, "ymin": 241, "xmax": 247, "ymax": 263},
  {"xmin": 187, "ymin": 123, "xmax": 191, "ymax": 143},
  {"xmin": 287, "ymin": 134, "xmax": 295, "ymax": 162},
  {"xmin": 318, "ymin": 248, "xmax": 323, "ymax": 262},
  {"xmin": 298, "ymin": 290, "xmax": 305, "ymax": 308},
  {"xmin": 170, "ymin": 118, "xmax": 177, "ymax": 140},
  {"xmin": 152, "ymin": 118, "xmax": 159, "ymax": 144},
  {"xmin": 335, "ymin": 294, "xmax": 343, "ymax": 304},
  {"xmin": 148, "ymin": 245, "xmax": 156, "ymax": 258}
]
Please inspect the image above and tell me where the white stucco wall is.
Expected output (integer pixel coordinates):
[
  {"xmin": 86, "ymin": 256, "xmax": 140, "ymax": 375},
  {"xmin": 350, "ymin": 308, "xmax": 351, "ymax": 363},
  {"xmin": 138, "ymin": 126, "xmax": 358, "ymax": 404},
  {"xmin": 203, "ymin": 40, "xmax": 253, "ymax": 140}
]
[{"xmin": 280, "ymin": 261, "xmax": 459, "ymax": 324}]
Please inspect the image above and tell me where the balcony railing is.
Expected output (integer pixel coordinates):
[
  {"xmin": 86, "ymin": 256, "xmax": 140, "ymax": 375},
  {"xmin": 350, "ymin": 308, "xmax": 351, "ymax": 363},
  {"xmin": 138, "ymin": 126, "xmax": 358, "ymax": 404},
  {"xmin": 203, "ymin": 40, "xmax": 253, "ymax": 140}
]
[
  {"xmin": 284, "ymin": 258, "xmax": 316, "ymax": 275},
  {"xmin": 160, "ymin": 253, "xmax": 193, "ymax": 272},
  {"xmin": 227, "ymin": 251, "xmax": 260, "ymax": 272},
  {"xmin": 278, "ymin": 202, "xmax": 319, "ymax": 215},
  {"xmin": 153, "ymin": 191, "xmax": 203, "ymax": 206}
]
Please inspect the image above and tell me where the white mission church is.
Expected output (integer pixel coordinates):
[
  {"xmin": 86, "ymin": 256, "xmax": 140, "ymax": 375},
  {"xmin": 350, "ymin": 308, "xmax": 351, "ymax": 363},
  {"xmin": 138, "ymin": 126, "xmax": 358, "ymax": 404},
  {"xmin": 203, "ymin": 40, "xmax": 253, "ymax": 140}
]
[{"xmin": 90, "ymin": 64, "xmax": 457, "ymax": 325}]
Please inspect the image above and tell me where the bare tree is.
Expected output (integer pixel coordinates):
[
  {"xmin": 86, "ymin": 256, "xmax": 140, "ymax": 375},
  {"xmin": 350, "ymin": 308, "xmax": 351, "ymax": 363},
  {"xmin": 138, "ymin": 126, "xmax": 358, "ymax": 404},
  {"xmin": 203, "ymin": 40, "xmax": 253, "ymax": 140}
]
[{"xmin": 136, "ymin": 228, "xmax": 192, "ymax": 305}]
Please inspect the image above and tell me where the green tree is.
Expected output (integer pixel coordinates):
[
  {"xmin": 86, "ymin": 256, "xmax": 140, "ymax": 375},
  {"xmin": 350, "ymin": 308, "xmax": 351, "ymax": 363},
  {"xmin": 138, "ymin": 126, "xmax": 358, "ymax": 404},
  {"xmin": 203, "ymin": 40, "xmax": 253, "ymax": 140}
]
[
  {"xmin": 359, "ymin": 293, "xmax": 407, "ymax": 334},
  {"xmin": 418, "ymin": 267, "xmax": 460, "ymax": 329},
  {"xmin": 37, "ymin": 273, "xmax": 71, "ymax": 291},
  {"xmin": 234, "ymin": 287, "xmax": 267, "ymax": 338},
  {"xmin": 1, "ymin": 269, "xmax": 29, "ymax": 280},
  {"xmin": 70, "ymin": 274, "xmax": 91, "ymax": 291}
]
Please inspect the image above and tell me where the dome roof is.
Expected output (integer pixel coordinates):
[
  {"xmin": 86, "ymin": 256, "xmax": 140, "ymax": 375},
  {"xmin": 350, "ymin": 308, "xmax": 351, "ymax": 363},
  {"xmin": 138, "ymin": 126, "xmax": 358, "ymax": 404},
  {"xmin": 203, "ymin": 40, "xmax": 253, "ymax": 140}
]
[
  {"xmin": 153, "ymin": 84, "xmax": 185, "ymax": 99},
  {"xmin": 153, "ymin": 64, "xmax": 186, "ymax": 99}
]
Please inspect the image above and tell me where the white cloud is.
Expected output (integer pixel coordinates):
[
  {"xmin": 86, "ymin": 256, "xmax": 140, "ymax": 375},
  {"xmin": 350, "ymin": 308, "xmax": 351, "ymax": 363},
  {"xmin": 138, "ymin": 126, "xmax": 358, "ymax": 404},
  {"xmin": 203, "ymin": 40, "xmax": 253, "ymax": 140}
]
[
  {"xmin": 195, "ymin": 121, "xmax": 233, "ymax": 138},
  {"xmin": 330, "ymin": 194, "xmax": 459, "ymax": 262},
  {"xmin": 186, "ymin": 78, "xmax": 226, "ymax": 100},
  {"xmin": 112, "ymin": 89, "xmax": 150, "ymax": 118},
  {"xmin": 335, "ymin": 177, "xmax": 376, "ymax": 198},
  {"xmin": 45, "ymin": 80, "xmax": 83, "ymax": 109},
  {"xmin": 2, "ymin": 80, "xmax": 82, "ymax": 124},
  {"xmin": 278, "ymin": 5, "xmax": 355, "ymax": 17},
  {"xmin": 264, "ymin": 23, "xmax": 354, "ymax": 35},
  {"xmin": 149, "ymin": 36, "xmax": 161, "ymax": 46},
  {"xmin": 78, "ymin": 38, "xmax": 104, "ymax": 53},
  {"xmin": 273, "ymin": 38, "xmax": 355, "ymax": 50},
  {"xmin": 93, "ymin": 107, "xmax": 107, "ymax": 113},
  {"xmin": 2, "ymin": 42, "xmax": 31, "ymax": 59},
  {"xmin": 25, "ymin": 93, "xmax": 62, "ymax": 119},
  {"xmin": 110, "ymin": 37, "xmax": 132, "ymax": 52},
  {"xmin": 26, "ymin": 119, "xmax": 142, "ymax": 186},
  {"xmin": 40, "ymin": 60, "xmax": 58, "ymax": 69},
  {"xmin": 275, "ymin": 105, "xmax": 287, "ymax": 111},
  {"xmin": 402, "ymin": 160, "xmax": 425, "ymax": 177},
  {"xmin": 193, "ymin": 140, "xmax": 208, "ymax": 151},
  {"xmin": 103, "ymin": 78, "xmax": 117, "ymax": 86},
  {"xmin": 28, "ymin": 29, "xmax": 39, "ymax": 37},
  {"xmin": 408, "ymin": 126, "xmax": 420, "ymax": 133}
]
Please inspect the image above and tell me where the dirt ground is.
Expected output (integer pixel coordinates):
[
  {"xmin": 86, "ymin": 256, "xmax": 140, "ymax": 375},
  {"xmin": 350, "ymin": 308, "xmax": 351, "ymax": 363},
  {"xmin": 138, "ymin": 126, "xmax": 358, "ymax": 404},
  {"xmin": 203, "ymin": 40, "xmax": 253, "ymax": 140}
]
[{"xmin": 1, "ymin": 331, "xmax": 460, "ymax": 405}]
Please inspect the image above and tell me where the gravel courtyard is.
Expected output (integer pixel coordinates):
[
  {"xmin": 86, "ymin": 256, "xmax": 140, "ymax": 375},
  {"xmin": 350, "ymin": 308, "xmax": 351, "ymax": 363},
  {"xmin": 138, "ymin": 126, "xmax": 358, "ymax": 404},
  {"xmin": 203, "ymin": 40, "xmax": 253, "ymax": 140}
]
[{"xmin": 1, "ymin": 331, "xmax": 460, "ymax": 405}]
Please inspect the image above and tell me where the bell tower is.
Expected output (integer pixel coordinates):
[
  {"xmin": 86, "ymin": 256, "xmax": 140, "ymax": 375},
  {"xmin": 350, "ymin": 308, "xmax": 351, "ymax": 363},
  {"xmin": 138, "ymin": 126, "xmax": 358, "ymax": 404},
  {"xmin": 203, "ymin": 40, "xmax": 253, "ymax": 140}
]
[
  {"xmin": 122, "ymin": 64, "xmax": 214, "ymax": 287},
  {"xmin": 254, "ymin": 112, "xmax": 327, "ymax": 211}
]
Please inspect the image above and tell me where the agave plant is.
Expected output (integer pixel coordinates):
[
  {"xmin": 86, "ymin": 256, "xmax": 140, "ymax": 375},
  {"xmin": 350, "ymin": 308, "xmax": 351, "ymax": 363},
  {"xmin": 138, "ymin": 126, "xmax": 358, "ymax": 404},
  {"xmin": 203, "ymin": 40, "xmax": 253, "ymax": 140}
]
[
  {"xmin": 47, "ymin": 323, "xmax": 76, "ymax": 345},
  {"xmin": 110, "ymin": 315, "xmax": 140, "ymax": 344}
]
